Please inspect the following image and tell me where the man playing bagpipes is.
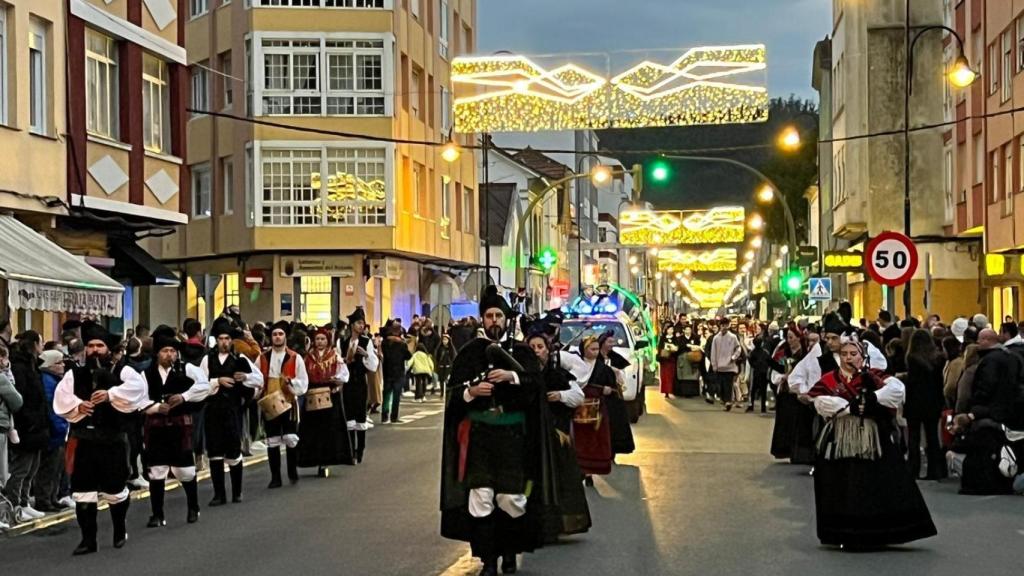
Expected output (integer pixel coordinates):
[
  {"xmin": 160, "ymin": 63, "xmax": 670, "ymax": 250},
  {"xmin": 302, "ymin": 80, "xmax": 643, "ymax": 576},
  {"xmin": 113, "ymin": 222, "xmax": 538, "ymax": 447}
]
[{"xmin": 440, "ymin": 286, "xmax": 547, "ymax": 576}]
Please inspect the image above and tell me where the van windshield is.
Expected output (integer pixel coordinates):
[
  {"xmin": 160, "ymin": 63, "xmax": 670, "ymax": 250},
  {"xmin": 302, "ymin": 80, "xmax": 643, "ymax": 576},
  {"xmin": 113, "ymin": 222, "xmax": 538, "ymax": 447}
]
[{"xmin": 559, "ymin": 321, "xmax": 629, "ymax": 349}]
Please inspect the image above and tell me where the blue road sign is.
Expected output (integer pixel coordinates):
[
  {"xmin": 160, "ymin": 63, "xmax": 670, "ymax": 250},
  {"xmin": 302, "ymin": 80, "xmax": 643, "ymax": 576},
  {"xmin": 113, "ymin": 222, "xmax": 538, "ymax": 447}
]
[{"xmin": 809, "ymin": 277, "xmax": 832, "ymax": 302}]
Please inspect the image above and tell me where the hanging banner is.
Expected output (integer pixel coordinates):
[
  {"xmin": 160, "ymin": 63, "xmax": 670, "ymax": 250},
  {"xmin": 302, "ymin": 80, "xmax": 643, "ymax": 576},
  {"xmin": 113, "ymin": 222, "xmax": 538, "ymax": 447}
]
[{"xmin": 8, "ymin": 279, "xmax": 122, "ymax": 317}]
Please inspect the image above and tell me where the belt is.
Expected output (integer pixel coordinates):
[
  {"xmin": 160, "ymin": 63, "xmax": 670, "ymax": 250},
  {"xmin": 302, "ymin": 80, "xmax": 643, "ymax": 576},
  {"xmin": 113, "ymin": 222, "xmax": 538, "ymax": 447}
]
[{"xmin": 468, "ymin": 410, "xmax": 525, "ymax": 426}]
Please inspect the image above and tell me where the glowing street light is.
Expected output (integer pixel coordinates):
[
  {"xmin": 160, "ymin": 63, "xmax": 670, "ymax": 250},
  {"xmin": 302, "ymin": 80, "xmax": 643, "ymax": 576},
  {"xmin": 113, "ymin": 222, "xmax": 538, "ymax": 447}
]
[
  {"xmin": 748, "ymin": 213, "xmax": 764, "ymax": 231},
  {"xmin": 948, "ymin": 55, "xmax": 977, "ymax": 88},
  {"xmin": 780, "ymin": 245, "xmax": 789, "ymax": 255},
  {"xmin": 591, "ymin": 164, "xmax": 612, "ymax": 186},
  {"xmin": 750, "ymin": 236, "xmax": 763, "ymax": 249},
  {"xmin": 441, "ymin": 141, "xmax": 461, "ymax": 163},
  {"xmin": 757, "ymin": 185, "xmax": 775, "ymax": 203},
  {"xmin": 744, "ymin": 250, "xmax": 755, "ymax": 261},
  {"xmin": 630, "ymin": 265, "xmax": 640, "ymax": 275},
  {"xmin": 629, "ymin": 255, "xmax": 638, "ymax": 265},
  {"xmin": 778, "ymin": 126, "xmax": 802, "ymax": 152}
]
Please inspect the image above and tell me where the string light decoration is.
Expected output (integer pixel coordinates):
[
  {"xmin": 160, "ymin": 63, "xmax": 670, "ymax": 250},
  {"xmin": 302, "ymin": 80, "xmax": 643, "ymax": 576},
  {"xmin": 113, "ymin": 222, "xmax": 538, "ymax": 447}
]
[
  {"xmin": 658, "ymin": 248, "xmax": 737, "ymax": 272},
  {"xmin": 311, "ymin": 171, "xmax": 387, "ymax": 224},
  {"xmin": 682, "ymin": 278, "xmax": 735, "ymax": 308},
  {"xmin": 619, "ymin": 206, "xmax": 746, "ymax": 245},
  {"xmin": 452, "ymin": 45, "xmax": 768, "ymax": 133}
]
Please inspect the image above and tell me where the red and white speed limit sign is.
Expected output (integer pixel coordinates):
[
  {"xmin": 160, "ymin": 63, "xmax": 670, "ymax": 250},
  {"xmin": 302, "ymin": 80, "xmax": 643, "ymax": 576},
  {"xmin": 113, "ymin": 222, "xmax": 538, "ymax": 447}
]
[{"xmin": 865, "ymin": 231, "xmax": 918, "ymax": 287}]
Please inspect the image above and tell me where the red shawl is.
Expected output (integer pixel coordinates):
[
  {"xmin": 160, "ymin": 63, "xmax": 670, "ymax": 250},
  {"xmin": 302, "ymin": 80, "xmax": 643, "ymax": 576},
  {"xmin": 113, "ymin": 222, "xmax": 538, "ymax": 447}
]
[
  {"xmin": 306, "ymin": 347, "xmax": 339, "ymax": 385},
  {"xmin": 809, "ymin": 367, "xmax": 888, "ymax": 401}
]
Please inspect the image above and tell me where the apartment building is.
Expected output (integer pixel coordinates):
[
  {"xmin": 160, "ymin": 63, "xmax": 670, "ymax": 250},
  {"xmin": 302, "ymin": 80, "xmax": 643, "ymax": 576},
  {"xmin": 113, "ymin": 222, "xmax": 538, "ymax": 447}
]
[{"xmin": 150, "ymin": 0, "xmax": 478, "ymax": 330}]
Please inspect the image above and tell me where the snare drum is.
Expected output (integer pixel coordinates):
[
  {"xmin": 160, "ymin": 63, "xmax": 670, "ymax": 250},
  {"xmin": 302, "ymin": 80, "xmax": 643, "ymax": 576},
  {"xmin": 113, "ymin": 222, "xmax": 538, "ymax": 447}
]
[
  {"xmin": 258, "ymin": 390, "xmax": 293, "ymax": 420},
  {"xmin": 305, "ymin": 387, "xmax": 333, "ymax": 412},
  {"xmin": 573, "ymin": 398, "xmax": 602, "ymax": 426}
]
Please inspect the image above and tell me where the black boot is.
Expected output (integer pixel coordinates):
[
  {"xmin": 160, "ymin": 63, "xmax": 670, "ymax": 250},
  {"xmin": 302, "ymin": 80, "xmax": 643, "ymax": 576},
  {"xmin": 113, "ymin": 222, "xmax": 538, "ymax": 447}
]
[
  {"xmin": 72, "ymin": 503, "xmax": 98, "ymax": 555},
  {"xmin": 501, "ymin": 554, "xmax": 518, "ymax": 574},
  {"xmin": 479, "ymin": 559, "xmax": 499, "ymax": 576},
  {"xmin": 267, "ymin": 447, "xmax": 282, "ymax": 489},
  {"xmin": 355, "ymin": 430, "xmax": 366, "ymax": 464},
  {"xmin": 229, "ymin": 463, "xmax": 244, "ymax": 503},
  {"xmin": 349, "ymin": 431, "xmax": 359, "ymax": 463},
  {"xmin": 147, "ymin": 480, "xmax": 166, "ymax": 527},
  {"xmin": 471, "ymin": 516, "xmax": 497, "ymax": 576},
  {"xmin": 286, "ymin": 447, "xmax": 299, "ymax": 485},
  {"xmin": 208, "ymin": 461, "xmax": 227, "ymax": 506},
  {"xmin": 109, "ymin": 500, "xmax": 129, "ymax": 549},
  {"xmin": 182, "ymin": 479, "xmax": 200, "ymax": 524}
]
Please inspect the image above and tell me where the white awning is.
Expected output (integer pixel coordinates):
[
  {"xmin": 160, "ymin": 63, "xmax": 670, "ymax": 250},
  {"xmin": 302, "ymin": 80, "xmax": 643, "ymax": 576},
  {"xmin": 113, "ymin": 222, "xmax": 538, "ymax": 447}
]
[{"xmin": 0, "ymin": 215, "xmax": 124, "ymax": 316}]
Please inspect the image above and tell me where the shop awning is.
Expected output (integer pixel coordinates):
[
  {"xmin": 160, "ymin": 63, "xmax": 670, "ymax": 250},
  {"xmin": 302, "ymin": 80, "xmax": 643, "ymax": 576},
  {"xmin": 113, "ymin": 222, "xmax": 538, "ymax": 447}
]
[
  {"xmin": 0, "ymin": 215, "xmax": 124, "ymax": 316},
  {"xmin": 109, "ymin": 241, "xmax": 180, "ymax": 287}
]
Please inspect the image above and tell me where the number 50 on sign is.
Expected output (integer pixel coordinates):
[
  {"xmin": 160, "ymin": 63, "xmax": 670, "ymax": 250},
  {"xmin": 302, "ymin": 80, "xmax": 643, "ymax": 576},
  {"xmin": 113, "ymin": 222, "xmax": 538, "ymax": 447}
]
[{"xmin": 865, "ymin": 231, "xmax": 918, "ymax": 287}]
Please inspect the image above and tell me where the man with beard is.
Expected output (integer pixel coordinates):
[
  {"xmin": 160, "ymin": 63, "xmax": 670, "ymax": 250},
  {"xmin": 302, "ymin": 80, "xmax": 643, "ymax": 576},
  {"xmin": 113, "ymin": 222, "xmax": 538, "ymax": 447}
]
[
  {"xmin": 199, "ymin": 319, "xmax": 262, "ymax": 505},
  {"xmin": 53, "ymin": 322, "xmax": 150, "ymax": 555},
  {"xmin": 259, "ymin": 321, "xmax": 308, "ymax": 488},
  {"xmin": 440, "ymin": 287, "xmax": 545, "ymax": 576},
  {"xmin": 140, "ymin": 326, "xmax": 210, "ymax": 527},
  {"xmin": 337, "ymin": 307, "xmax": 378, "ymax": 463}
]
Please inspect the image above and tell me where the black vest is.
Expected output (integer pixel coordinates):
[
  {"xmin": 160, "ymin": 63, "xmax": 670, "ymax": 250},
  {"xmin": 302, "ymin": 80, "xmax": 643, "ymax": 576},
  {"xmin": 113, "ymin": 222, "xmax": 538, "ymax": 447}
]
[
  {"xmin": 341, "ymin": 335, "xmax": 371, "ymax": 381},
  {"xmin": 144, "ymin": 363, "xmax": 197, "ymax": 416},
  {"xmin": 206, "ymin": 350, "xmax": 253, "ymax": 405},
  {"xmin": 818, "ymin": 350, "xmax": 840, "ymax": 375},
  {"xmin": 70, "ymin": 365, "xmax": 125, "ymax": 434}
]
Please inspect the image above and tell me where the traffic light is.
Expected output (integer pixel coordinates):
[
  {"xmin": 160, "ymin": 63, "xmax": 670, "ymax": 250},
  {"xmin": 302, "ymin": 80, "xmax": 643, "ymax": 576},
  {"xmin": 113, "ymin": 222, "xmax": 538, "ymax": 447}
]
[
  {"xmin": 536, "ymin": 247, "xmax": 558, "ymax": 274},
  {"xmin": 780, "ymin": 268, "xmax": 804, "ymax": 297},
  {"xmin": 649, "ymin": 160, "xmax": 671, "ymax": 183}
]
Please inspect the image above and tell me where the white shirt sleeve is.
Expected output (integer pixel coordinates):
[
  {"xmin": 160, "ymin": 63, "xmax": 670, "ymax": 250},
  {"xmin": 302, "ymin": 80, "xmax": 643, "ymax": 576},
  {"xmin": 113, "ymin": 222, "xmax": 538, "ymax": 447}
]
[
  {"xmin": 866, "ymin": 342, "xmax": 888, "ymax": 372},
  {"xmin": 289, "ymin": 356, "xmax": 309, "ymax": 397},
  {"xmin": 53, "ymin": 370, "xmax": 84, "ymax": 422},
  {"xmin": 559, "ymin": 381, "xmax": 585, "ymax": 408},
  {"xmin": 362, "ymin": 340, "xmax": 380, "ymax": 373},
  {"xmin": 874, "ymin": 375, "xmax": 905, "ymax": 409},
  {"xmin": 789, "ymin": 344, "xmax": 823, "ymax": 395},
  {"xmin": 182, "ymin": 363, "xmax": 211, "ymax": 403},
  {"xmin": 813, "ymin": 395, "xmax": 849, "ymax": 418},
  {"xmin": 108, "ymin": 367, "xmax": 154, "ymax": 413},
  {"xmin": 336, "ymin": 360, "xmax": 350, "ymax": 384},
  {"xmin": 242, "ymin": 357, "xmax": 264, "ymax": 391}
]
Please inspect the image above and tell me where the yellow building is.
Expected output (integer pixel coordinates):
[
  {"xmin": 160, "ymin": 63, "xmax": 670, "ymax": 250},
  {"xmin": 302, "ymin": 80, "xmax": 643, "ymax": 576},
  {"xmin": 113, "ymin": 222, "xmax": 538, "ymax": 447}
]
[{"xmin": 149, "ymin": 0, "xmax": 478, "ymax": 330}]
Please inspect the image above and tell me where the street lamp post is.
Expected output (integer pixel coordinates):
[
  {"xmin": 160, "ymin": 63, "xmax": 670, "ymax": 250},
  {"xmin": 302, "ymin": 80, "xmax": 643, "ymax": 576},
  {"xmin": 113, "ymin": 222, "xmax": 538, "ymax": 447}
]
[{"xmin": 576, "ymin": 153, "xmax": 611, "ymax": 297}]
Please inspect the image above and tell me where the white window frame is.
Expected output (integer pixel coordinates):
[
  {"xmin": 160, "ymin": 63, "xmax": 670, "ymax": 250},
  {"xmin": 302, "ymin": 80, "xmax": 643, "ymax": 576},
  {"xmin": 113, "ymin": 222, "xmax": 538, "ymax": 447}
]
[
  {"xmin": 440, "ymin": 85, "xmax": 451, "ymax": 132},
  {"xmin": 1005, "ymin": 144, "xmax": 1014, "ymax": 216},
  {"xmin": 1002, "ymin": 31, "xmax": 1013, "ymax": 103},
  {"xmin": 992, "ymin": 150, "xmax": 1000, "ymax": 204},
  {"xmin": 253, "ymin": 140, "xmax": 395, "ymax": 227},
  {"xmin": 245, "ymin": 144, "xmax": 255, "ymax": 226},
  {"xmin": 943, "ymin": 147, "xmax": 953, "ymax": 224},
  {"xmin": 253, "ymin": 31, "xmax": 394, "ymax": 118},
  {"xmin": 220, "ymin": 51, "xmax": 233, "ymax": 109},
  {"xmin": 254, "ymin": 0, "xmax": 391, "ymax": 8},
  {"xmin": 222, "ymin": 156, "xmax": 234, "ymax": 214},
  {"xmin": 28, "ymin": 20, "xmax": 47, "ymax": 135},
  {"xmin": 438, "ymin": 0, "xmax": 449, "ymax": 60},
  {"xmin": 989, "ymin": 42, "xmax": 999, "ymax": 95},
  {"xmin": 86, "ymin": 29, "xmax": 119, "ymax": 140},
  {"xmin": 190, "ymin": 0, "xmax": 209, "ymax": 18},
  {"xmin": 192, "ymin": 162, "xmax": 212, "ymax": 218},
  {"xmin": 1018, "ymin": 18, "xmax": 1024, "ymax": 72},
  {"xmin": 325, "ymin": 39, "xmax": 386, "ymax": 116},
  {"xmin": 191, "ymin": 60, "xmax": 209, "ymax": 116},
  {"xmin": 0, "ymin": 6, "xmax": 7, "ymax": 126},
  {"xmin": 142, "ymin": 53, "xmax": 171, "ymax": 153},
  {"xmin": 409, "ymin": 0, "xmax": 420, "ymax": 19},
  {"xmin": 410, "ymin": 67, "xmax": 421, "ymax": 119},
  {"xmin": 461, "ymin": 185, "xmax": 473, "ymax": 233},
  {"xmin": 441, "ymin": 175, "xmax": 451, "ymax": 238}
]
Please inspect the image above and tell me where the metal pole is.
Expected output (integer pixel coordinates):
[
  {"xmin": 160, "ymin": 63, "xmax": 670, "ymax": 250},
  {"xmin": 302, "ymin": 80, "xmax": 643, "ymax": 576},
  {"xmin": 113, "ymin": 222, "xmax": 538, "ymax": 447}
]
[
  {"xmin": 577, "ymin": 182, "xmax": 583, "ymax": 296},
  {"xmin": 514, "ymin": 173, "xmax": 593, "ymax": 289},
  {"xmin": 483, "ymin": 133, "xmax": 491, "ymax": 276},
  {"xmin": 903, "ymin": 0, "xmax": 912, "ymax": 319}
]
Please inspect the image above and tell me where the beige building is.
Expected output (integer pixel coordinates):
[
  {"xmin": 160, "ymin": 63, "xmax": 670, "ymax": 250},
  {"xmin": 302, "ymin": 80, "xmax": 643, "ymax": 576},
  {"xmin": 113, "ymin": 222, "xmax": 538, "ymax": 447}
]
[
  {"xmin": 0, "ymin": 0, "xmax": 189, "ymax": 340},
  {"xmin": 148, "ymin": 0, "xmax": 479, "ymax": 330},
  {"xmin": 829, "ymin": 0, "xmax": 978, "ymax": 322}
]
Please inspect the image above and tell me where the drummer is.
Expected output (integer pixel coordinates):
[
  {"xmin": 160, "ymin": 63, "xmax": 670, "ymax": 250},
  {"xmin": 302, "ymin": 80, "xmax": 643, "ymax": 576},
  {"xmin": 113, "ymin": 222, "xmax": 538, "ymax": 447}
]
[
  {"xmin": 561, "ymin": 336, "xmax": 619, "ymax": 485},
  {"xmin": 258, "ymin": 321, "xmax": 309, "ymax": 489}
]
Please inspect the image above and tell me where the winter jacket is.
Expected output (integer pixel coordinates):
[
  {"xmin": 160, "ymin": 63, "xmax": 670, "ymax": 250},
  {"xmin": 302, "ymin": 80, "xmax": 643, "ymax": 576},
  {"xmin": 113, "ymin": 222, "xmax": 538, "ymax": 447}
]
[
  {"xmin": 410, "ymin": 351, "xmax": 435, "ymax": 375},
  {"xmin": 10, "ymin": 349, "xmax": 49, "ymax": 450},
  {"xmin": 904, "ymin": 354, "xmax": 946, "ymax": 421},
  {"xmin": 969, "ymin": 346, "xmax": 1023, "ymax": 426},
  {"xmin": 0, "ymin": 371, "xmax": 23, "ymax": 431},
  {"xmin": 381, "ymin": 337, "xmax": 412, "ymax": 380},
  {"xmin": 709, "ymin": 331, "xmax": 741, "ymax": 373},
  {"xmin": 41, "ymin": 370, "xmax": 69, "ymax": 449}
]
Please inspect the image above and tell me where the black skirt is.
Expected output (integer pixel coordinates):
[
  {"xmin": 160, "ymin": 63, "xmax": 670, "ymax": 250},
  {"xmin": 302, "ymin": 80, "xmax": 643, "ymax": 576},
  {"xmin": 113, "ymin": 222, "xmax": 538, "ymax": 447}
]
[
  {"xmin": 70, "ymin": 431, "xmax": 131, "ymax": 495},
  {"xmin": 297, "ymin": 387, "xmax": 355, "ymax": 467},
  {"xmin": 604, "ymin": 394, "xmax": 636, "ymax": 455},
  {"xmin": 465, "ymin": 421, "xmax": 527, "ymax": 493},
  {"xmin": 814, "ymin": 421, "xmax": 937, "ymax": 547},
  {"xmin": 791, "ymin": 401, "xmax": 818, "ymax": 465},
  {"xmin": 770, "ymin": 391, "xmax": 799, "ymax": 459},
  {"xmin": 205, "ymin": 396, "xmax": 243, "ymax": 460},
  {"xmin": 343, "ymin": 374, "xmax": 369, "ymax": 425}
]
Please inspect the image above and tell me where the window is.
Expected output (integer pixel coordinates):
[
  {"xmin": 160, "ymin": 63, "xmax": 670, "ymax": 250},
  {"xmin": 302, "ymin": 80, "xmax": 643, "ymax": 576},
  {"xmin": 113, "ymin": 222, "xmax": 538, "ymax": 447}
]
[
  {"xmin": 191, "ymin": 60, "xmax": 209, "ymax": 115},
  {"xmin": 192, "ymin": 163, "xmax": 212, "ymax": 217},
  {"xmin": 1019, "ymin": 138, "xmax": 1024, "ymax": 192},
  {"xmin": 28, "ymin": 20, "xmax": 46, "ymax": 135},
  {"xmin": 259, "ymin": 146, "xmax": 388, "ymax": 226},
  {"xmin": 439, "ymin": 0, "xmax": 449, "ymax": 59},
  {"xmin": 943, "ymin": 148, "xmax": 953, "ymax": 224},
  {"xmin": 220, "ymin": 52, "xmax": 233, "ymax": 108},
  {"xmin": 1018, "ymin": 18, "xmax": 1024, "ymax": 71},
  {"xmin": 1002, "ymin": 32, "xmax": 1013, "ymax": 102},
  {"xmin": 441, "ymin": 175, "xmax": 451, "ymax": 238},
  {"xmin": 0, "ymin": 6, "xmax": 7, "ymax": 126},
  {"xmin": 461, "ymin": 186, "xmax": 473, "ymax": 233},
  {"xmin": 142, "ymin": 54, "xmax": 171, "ymax": 153},
  {"xmin": 410, "ymin": 68, "xmax": 421, "ymax": 119},
  {"xmin": 245, "ymin": 39, "xmax": 253, "ymax": 115},
  {"xmin": 440, "ymin": 85, "xmax": 451, "ymax": 132},
  {"xmin": 224, "ymin": 274, "xmax": 239, "ymax": 307},
  {"xmin": 86, "ymin": 30, "xmax": 118, "ymax": 139},
  {"xmin": 975, "ymin": 135, "xmax": 984, "ymax": 185},
  {"xmin": 1005, "ymin": 144, "xmax": 1014, "ymax": 215},
  {"xmin": 245, "ymin": 146, "xmax": 254, "ymax": 226},
  {"xmin": 257, "ymin": 0, "xmax": 386, "ymax": 6},
  {"xmin": 410, "ymin": 0, "xmax": 420, "ymax": 19},
  {"xmin": 222, "ymin": 157, "xmax": 234, "ymax": 214},
  {"xmin": 411, "ymin": 162, "xmax": 421, "ymax": 213},
  {"xmin": 990, "ymin": 42, "xmax": 999, "ymax": 95},
  {"xmin": 992, "ymin": 150, "xmax": 1000, "ymax": 203},
  {"xmin": 262, "ymin": 38, "xmax": 386, "ymax": 116},
  {"xmin": 191, "ymin": 0, "xmax": 209, "ymax": 17}
]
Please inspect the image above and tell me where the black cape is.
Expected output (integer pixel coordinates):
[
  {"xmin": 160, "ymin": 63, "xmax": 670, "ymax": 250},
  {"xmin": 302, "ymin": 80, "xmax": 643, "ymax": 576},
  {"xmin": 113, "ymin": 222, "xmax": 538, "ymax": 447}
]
[
  {"xmin": 603, "ymin": 351, "xmax": 636, "ymax": 455},
  {"xmin": 539, "ymin": 360, "xmax": 591, "ymax": 541},
  {"xmin": 439, "ymin": 337, "xmax": 548, "ymax": 554}
]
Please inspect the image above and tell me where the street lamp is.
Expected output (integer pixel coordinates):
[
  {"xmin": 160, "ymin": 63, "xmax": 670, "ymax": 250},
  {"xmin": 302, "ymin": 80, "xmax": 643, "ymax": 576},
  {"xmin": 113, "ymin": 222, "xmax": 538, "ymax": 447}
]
[
  {"xmin": 748, "ymin": 213, "xmax": 764, "ymax": 231},
  {"xmin": 756, "ymin": 185, "xmax": 775, "ymax": 204},
  {"xmin": 777, "ymin": 126, "xmax": 802, "ymax": 152},
  {"xmin": 440, "ymin": 141, "xmax": 461, "ymax": 163},
  {"xmin": 947, "ymin": 54, "xmax": 977, "ymax": 88},
  {"xmin": 750, "ymin": 235, "xmax": 763, "ymax": 249}
]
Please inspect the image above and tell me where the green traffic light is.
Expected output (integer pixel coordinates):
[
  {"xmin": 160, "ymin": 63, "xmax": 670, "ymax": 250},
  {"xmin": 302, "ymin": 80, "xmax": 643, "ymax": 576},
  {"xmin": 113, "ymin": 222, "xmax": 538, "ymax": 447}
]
[
  {"xmin": 781, "ymin": 269, "xmax": 803, "ymax": 295},
  {"xmin": 650, "ymin": 160, "xmax": 670, "ymax": 182}
]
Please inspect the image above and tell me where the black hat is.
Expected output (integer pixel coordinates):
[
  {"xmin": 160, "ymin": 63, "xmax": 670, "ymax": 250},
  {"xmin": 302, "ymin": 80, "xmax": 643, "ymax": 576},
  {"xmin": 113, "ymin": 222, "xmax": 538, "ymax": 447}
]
[
  {"xmin": 821, "ymin": 312, "xmax": 848, "ymax": 337},
  {"xmin": 479, "ymin": 286, "xmax": 511, "ymax": 317},
  {"xmin": 151, "ymin": 325, "xmax": 181, "ymax": 353},
  {"xmin": 61, "ymin": 319, "xmax": 82, "ymax": 332},
  {"xmin": 210, "ymin": 317, "xmax": 233, "ymax": 339},
  {"xmin": 347, "ymin": 307, "xmax": 366, "ymax": 324},
  {"xmin": 271, "ymin": 320, "xmax": 291, "ymax": 336},
  {"xmin": 80, "ymin": 321, "xmax": 121, "ymax": 349}
]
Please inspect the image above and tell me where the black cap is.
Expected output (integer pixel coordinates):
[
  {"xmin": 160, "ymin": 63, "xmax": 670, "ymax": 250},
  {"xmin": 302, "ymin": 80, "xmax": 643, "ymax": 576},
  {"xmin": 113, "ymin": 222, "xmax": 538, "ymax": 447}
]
[
  {"xmin": 150, "ymin": 325, "xmax": 181, "ymax": 353},
  {"xmin": 347, "ymin": 307, "xmax": 366, "ymax": 324},
  {"xmin": 81, "ymin": 321, "xmax": 121, "ymax": 349},
  {"xmin": 479, "ymin": 286, "xmax": 511, "ymax": 317},
  {"xmin": 210, "ymin": 317, "xmax": 233, "ymax": 339},
  {"xmin": 271, "ymin": 320, "xmax": 291, "ymax": 336},
  {"xmin": 821, "ymin": 312, "xmax": 848, "ymax": 337}
]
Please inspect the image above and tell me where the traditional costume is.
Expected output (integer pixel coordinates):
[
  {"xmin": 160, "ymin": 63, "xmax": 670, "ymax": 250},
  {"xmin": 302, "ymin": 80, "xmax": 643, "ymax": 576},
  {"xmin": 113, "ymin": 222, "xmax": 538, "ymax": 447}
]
[
  {"xmin": 440, "ymin": 287, "xmax": 546, "ymax": 576},
  {"xmin": 199, "ymin": 319, "xmax": 263, "ymax": 505},
  {"xmin": 53, "ymin": 322, "xmax": 151, "ymax": 555},
  {"xmin": 259, "ymin": 321, "xmax": 308, "ymax": 487},
  {"xmin": 769, "ymin": 334, "xmax": 807, "ymax": 460},
  {"xmin": 337, "ymin": 307, "xmax": 379, "ymax": 463},
  {"xmin": 564, "ymin": 344, "xmax": 617, "ymax": 476},
  {"xmin": 809, "ymin": 339, "xmax": 937, "ymax": 547},
  {"xmin": 297, "ymin": 329, "xmax": 354, "ymax": 473},
  {"xmin": 141, "ymin": 327, "xmax": 210, "ymax": 527},
  {"xmin": 599, "ymin": 332, "xmax": 636, "ymax": 456}
]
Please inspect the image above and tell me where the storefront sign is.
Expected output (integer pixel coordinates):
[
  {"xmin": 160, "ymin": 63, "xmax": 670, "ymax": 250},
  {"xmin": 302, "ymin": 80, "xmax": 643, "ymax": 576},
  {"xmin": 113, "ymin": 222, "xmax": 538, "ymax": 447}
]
[
  {"xmin": 823, "ymin": 250, "xmax": 864, "ymax": 273},
  {"xmin": 280, "ymin": 256, "xmax": 356, "ymax": 278},
  {"xmin": 8, "ymin": 279, "xmax": 122, "ymax": 316}
]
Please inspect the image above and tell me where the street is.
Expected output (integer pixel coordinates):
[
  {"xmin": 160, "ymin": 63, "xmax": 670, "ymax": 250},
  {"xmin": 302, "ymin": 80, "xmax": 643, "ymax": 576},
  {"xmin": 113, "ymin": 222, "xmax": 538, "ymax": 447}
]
[{"xmin": 4, "ymin": 394, "xmax": 1022, "ymax": 576}]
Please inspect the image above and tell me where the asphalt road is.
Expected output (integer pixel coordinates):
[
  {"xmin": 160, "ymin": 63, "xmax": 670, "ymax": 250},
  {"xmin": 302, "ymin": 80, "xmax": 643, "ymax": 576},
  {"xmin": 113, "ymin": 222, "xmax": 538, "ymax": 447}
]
[{"xmin": 4, "ymin": 394, "xmax": 1024, "ymax": 576}]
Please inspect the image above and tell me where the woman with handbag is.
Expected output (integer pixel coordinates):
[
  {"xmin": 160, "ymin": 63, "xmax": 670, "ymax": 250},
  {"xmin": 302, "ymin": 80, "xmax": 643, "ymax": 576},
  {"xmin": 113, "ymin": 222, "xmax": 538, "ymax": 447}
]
[
  {"xmin": 658, "ymin": 326, "xmax": 679, "ymax": 399},
  {"xmin": 676, "ymin": 325, "xmax": 702, "ymax": 397},
  {"xmin": 296, "ymin": 328, "xmax": 354, "ymax": 477}
]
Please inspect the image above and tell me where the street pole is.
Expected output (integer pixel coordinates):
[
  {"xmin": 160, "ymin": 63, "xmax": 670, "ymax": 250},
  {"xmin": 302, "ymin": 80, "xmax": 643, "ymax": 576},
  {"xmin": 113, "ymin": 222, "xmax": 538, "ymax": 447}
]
[
  {"xmin": 903, "ymin": 0, "xmax": 912, "ymax": 320},
  {"xmin": 483, "ymin": 133, "xmax": 491, "ymax": 276}
]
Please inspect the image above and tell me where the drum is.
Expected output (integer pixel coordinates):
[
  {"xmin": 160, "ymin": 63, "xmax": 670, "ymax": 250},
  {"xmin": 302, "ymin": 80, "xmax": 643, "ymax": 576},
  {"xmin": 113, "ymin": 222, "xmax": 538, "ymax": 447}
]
[
  {"xmin": 573, "ymin": 398, "xmax": 602, "ymax": 426},
  {"xmin": 258, "ymin": 390, "xmax": 293, "ymax": 420},
  {"xmin": 306, "ymin": 387, "xmax": 333, "ymax": 412}
]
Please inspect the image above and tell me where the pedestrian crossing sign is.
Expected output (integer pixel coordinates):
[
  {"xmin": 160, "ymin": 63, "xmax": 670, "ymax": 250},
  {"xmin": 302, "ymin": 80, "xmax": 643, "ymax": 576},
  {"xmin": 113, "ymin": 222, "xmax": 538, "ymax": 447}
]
[{"xmin": 809, "ymin": 277, "xmax": 832, "ymax": 301}]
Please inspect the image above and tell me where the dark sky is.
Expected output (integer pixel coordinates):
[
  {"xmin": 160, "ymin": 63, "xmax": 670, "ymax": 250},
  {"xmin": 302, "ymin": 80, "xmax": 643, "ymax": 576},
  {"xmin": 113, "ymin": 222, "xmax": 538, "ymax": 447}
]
[{"xmin": 477, "ymin": 0, "xmax": 831, "ymax": 99}]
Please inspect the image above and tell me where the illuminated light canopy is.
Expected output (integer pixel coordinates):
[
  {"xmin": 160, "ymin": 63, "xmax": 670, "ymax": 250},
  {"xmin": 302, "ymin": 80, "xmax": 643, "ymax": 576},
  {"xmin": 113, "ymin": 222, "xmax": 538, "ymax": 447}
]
[
  {"xmin": 620, "ymin": 206, "xmax": 746, "ymax": 246},
  {"xmin": 683, "ymin": 279, "xmax": 734, "ymax": 309},
  {"xmin": 658, "ymin": 248, "xmax": 737, "ymax": 272},
  {"xmin": 452, "ymin": 45, "xmax": 769, "ymax": 133}
]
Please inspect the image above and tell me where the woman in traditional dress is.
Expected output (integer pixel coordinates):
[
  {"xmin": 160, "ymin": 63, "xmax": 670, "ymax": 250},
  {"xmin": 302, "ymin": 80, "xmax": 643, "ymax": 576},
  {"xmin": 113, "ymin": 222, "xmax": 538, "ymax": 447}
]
[
  {"xmin": 296, "ymin": 329, "xmax": 354, "ymax": 477},
  {"xmin": 769, "ymin": 326, "xmax": 808, "ymax": 460},
  {"xmin": 570, "ymin": 337, "xmax": 617, "ymax": 485},
  {"xmin": 598, "ymin": 331, "xmax": 636, "ymax": 456},
  {"xmin": 675, "ymin": 324, "xmax": 702, "ymax": 398},
  {"xmin": 658, "ymin": 326, "xmax": 679, "ymax": 399},
  {"xmin": 809, "ymin": 336, "xmax": 937, "ymax": 548},
  {"xmin": 526, "ymin": 332, "xmax": 592, "ymax": 541}
]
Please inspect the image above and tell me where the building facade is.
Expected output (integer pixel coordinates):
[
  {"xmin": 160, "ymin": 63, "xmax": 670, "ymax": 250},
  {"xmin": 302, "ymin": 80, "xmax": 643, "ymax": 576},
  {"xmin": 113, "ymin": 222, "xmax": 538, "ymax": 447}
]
[
  {"xmin": 829, "ymin": 0, "xmax": 978, "ymax": 323},
  {"xmin": 149, "ymin": 0, "xmax": 478, "ymax": 331}
]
